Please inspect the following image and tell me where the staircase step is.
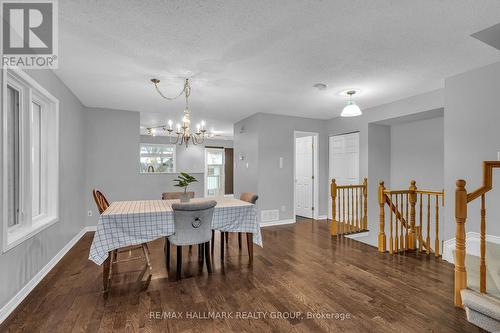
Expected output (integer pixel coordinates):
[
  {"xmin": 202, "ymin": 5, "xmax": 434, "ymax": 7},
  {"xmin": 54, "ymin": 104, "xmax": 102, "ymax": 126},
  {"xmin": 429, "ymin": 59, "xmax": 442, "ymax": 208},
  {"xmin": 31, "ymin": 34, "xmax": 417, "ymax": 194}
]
[{"xmin": 461, "ymin": 289, "xmax": 500, "ymax": 332}]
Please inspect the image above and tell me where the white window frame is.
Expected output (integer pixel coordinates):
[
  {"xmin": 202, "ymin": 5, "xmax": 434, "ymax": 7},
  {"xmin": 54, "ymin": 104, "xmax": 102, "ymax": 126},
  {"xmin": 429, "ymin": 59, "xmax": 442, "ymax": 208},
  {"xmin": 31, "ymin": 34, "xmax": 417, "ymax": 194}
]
[
  {"xmin": 1, "ymin": 69, "xmax": 60, "ymax": 252},
  {"xmin": 139, "ymin": 143, "xmax": 177, "ymax": 174}
]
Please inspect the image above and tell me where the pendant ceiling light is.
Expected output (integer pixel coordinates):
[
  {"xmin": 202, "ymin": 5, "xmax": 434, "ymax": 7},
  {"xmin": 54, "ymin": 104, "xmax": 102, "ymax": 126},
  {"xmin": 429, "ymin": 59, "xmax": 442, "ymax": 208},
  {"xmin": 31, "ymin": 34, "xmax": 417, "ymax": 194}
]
[{"xmin": 341, "ymin": 90, "xmax": 362, "ymax": 117}]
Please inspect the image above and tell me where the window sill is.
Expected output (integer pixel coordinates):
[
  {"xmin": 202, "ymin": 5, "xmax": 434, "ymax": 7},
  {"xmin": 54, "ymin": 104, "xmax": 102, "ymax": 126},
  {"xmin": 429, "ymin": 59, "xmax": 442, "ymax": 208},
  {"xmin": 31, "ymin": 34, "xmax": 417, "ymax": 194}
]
[
  {"xmin": 3, "ymin": 216, "xmax": 59, "ymax": 253},
  {"xmin": 140, "ymin": 172, "xmax": 177, "ymax": 175}
]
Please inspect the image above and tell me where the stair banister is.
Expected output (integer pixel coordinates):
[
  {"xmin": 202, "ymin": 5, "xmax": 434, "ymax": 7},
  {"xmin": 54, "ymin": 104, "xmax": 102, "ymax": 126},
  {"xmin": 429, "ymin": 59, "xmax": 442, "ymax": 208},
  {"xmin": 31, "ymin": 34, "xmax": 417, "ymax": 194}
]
[{"xmin": 454, "ymin": 161, "xmax": 500, "ymax": 307}]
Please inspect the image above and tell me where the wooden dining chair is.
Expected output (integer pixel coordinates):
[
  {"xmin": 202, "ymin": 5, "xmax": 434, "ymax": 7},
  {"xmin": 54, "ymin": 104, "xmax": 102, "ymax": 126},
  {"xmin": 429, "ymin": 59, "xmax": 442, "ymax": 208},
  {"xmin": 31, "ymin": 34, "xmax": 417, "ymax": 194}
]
[
  {"xmin": 162, "ymin": 191, "xmax": 195, "ymax": 200},
  {"xmin": 165, "ymin": 200, "xmax": 216, "ymax": 280},
  {"xmin": 215, "ymin": 192, "xmax": 258, "ymax": 262},
  {"xmin": 92, "ymin": 189, "xmax": 152, "ymax": 290}
]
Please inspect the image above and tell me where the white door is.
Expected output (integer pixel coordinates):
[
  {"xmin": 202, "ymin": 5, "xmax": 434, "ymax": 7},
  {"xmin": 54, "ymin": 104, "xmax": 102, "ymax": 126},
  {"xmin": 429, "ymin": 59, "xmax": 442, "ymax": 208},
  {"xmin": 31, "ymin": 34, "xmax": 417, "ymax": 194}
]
[
  {"xmin": 328, "ymin": 132, "xmax": 359, "ymax": 219},
  {"xmin": 295, "ymin": 136, "xmax": 314, "ymax": 218}
]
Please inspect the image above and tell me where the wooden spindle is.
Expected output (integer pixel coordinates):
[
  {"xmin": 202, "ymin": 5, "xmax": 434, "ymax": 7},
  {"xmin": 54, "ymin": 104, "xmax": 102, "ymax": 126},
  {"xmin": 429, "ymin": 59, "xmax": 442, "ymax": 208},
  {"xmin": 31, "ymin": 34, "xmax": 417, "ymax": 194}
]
[
  {"xmin": 405, "ymin": 193, "xmax": 409, "ymax": 250},
  {"xmin": 395, "ymin": 194, "xmax": 399, "ymax": 253},
  {"xmin": 390, "ymin": 194, "xmax": 394, "ymax": 254},
  {"xmin": 435, "ymin": 194, "xmax": 440, "ymax": 257},
  {"xmin": 400, "ymin": 194, "xmax": 404, "ymax": 253},
  {"xmin": 342, "ymin": 188, "xmax": 346, "ymax": 234},
  {"xmin": 356, "ymin": 188, "xmax": 359, "ymax": 231},
  {"xmin": 363, "ymin": 178, "xmax": 368, "ymax": 230},
  {"xmin": 347, "ymin": 188, "xmax": 351, "ymax": 232},
  {"xmin": 419, "ymin": 193, "xmax": 423, "ymax": 253},
  {"xmin": 378, "ymin": 182, "xmax": 386, "ymax": 252},
  {"xmin": 455, "ymin": 180, "xmax": 467, "ymax": 307},
  {"xmin": 426, "ymin": 194, "xmax": 431, "ymax": 255},
  {"xmin": 331, "ymin": 179, "xmax": 337, "ymax": 236},
  {"xmin": 409, "ymin": 181, "xmax": 417, "ymax": 250},
  {"xmin": 351, "ymin": 188, "xmax": 356, "ymax": 231},
  {"xmin": 338, "ymin": 188, "xmax": 341, "ymax": 234},
  {"xmin": 480, "ymin": 194, "xmax": 486, "ymax": 293}
]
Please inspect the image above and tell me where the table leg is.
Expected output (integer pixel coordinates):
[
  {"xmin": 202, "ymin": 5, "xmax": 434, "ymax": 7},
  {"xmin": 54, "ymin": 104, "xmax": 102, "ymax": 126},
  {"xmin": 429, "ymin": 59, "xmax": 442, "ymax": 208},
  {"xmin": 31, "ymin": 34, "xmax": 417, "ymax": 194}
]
[
  {"xmin": 246, "ymin": 233, "xmax": 253, "ymax": 265},
  {"xmin": 220, "ymin": 231, "xmax": 225, "ymax": 261},
  {"xmin": 102, "ymin": 253, "xmax": 111, "ymax": 291}
]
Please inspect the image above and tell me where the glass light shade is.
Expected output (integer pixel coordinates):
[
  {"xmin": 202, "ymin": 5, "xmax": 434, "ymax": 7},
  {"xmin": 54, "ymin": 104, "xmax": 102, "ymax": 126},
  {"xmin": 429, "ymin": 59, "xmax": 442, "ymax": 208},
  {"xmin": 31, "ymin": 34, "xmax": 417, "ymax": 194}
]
[{"xmin": 341, "ymin": 101, "xmax": 362, "ymax": 117}]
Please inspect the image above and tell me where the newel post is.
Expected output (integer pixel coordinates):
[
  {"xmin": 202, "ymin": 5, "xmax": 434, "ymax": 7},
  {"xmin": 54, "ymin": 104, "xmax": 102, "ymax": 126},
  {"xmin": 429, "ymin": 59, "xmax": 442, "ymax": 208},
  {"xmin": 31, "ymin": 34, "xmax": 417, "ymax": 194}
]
[
  {"xmin": 455, "ymin": 180, "xmax": 467, "ymax": 307},
  {"xmin": 409, "ymin": 180, "xmax": 417, "ymax": 250},
  {"xmin": 331, "ymin": 179, "xmax": 337, "ymax": 236},
  {"xmin": 363, "ymin": 178, "xmax": 368, "ymax": 230},
  {"xmin": 378, "ymin": 181, "xmax": 386, "ymax": 252}
]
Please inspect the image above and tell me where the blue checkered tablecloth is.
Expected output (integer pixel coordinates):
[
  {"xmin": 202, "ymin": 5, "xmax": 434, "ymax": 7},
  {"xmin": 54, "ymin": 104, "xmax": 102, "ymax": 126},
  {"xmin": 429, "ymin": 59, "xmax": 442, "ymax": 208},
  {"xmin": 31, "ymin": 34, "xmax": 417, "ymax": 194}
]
[{"xmin": 89, "ymin": 197, "xmax": 261, "ymax": 265}]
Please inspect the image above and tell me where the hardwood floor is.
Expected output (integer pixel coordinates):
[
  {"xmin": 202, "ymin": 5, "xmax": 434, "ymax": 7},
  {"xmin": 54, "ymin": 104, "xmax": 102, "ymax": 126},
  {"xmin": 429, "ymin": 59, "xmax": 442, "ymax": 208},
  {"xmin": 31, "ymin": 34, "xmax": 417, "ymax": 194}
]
[{"xmin": 1, "ymin": 220, "xmax": 484, "ymax": 332}]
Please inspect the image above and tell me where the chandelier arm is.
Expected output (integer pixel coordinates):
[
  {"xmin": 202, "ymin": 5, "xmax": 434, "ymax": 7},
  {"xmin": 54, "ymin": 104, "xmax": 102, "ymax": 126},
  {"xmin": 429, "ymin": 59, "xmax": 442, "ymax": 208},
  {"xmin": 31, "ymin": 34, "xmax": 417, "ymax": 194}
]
[{"xmin": 152, "ymin": 78, "xmax": 191, "ymax": 101}]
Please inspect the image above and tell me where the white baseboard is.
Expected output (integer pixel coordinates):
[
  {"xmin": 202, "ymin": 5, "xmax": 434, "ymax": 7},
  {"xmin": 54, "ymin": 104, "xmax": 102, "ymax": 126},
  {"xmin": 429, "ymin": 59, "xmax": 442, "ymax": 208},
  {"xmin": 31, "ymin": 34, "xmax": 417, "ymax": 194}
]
[
  {"xmin": 442, "ymin": 232, "xmax": 500, "ymax": 264},
  {"xmin": 317, "ymin": 215, "xmax": 327, "ymax": 220},
  {"xmin": 345, "ymin": 231, "xmax": 370, "ymax": 239},
  {"xmin": 0, "ymin": 225, "xmax": 96, "ymax": 324},
  {"xmin": 260, "ymin": 218, "xmax": 296, "ymax": 227}
]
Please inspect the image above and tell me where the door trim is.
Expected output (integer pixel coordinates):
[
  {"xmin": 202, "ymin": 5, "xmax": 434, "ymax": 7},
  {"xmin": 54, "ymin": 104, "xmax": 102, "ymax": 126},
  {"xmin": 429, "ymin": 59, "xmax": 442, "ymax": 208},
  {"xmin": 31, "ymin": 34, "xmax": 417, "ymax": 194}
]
[{"xmin": 293, "ymin": 131, "xmax": 319, "ymax": 220}]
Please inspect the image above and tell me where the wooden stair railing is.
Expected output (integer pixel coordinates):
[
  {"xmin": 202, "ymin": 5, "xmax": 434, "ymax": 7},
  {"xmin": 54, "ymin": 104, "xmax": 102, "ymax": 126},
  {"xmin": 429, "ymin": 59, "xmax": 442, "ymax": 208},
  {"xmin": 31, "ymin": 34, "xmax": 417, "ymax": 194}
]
[
  {"xmin": 455, "ymin": 161, "xmax": 500, "ymax": 307},
  {"xmin": 330, "ymin": 178, "xmax": 368, "ymax": 236},
  {"xmin": 378, "ymin": 180, "xmax": 444, "ymax": 255}
]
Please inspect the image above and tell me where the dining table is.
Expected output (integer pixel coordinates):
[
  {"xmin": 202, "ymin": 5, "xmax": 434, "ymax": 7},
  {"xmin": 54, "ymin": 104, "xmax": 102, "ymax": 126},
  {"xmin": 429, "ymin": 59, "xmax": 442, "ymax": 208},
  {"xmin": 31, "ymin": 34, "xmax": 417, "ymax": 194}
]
[{"xmin": 88, "ymin": 196, "xmax": 261, "ymax": 288}]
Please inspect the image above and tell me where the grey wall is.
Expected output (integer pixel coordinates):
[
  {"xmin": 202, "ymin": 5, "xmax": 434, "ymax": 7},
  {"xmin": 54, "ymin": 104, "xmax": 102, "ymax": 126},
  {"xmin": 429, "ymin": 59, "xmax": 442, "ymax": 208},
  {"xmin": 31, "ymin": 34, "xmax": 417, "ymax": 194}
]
[
  {"xmin": 390, "ymin": 117, "xmax": 444, "ymax": 190},
  {"xmin": 84, "ymin": 107, "xmax": 233, "ymax": 225},
  {"xmin": 234, "ymin": 114, "xmax": 261, "ymax": 205},
  {"xmin": 234, "ymin": 113, "xmax": 328, "ymax": 222},
  {"xmin": 0, "ymin": 69, "xmax": 86, "ymax": 309},
  {"xmin": 444, "ymin": 61, "xmax": 500, "ymax": 240}
]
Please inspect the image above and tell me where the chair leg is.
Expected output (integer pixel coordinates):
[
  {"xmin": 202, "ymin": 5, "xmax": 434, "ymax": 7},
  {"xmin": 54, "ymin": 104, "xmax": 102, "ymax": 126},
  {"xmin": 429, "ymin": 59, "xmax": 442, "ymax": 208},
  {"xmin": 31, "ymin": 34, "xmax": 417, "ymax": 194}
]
[
  {"xmin": 176, "ymin": 246, "xmax": 182, "ymax": 280},
  {"xmin": 205, "ymin": 242, "xmax": 212, "ymax": 273},
  {"xmin": 142, "ymin": 243, "xmax": 153, "ymax": 271},
  {"xmin": 199, "ymin": 243, "xmax": 205, "ymax": 265},
  {"xmin": 164, "ymin": 238, "xmax": 170, "ymax": 269},
  {"xmin": 238, "ymin": 233, "xmax": 242, "ymax": 250},
  {"xmin": 246, "ymin": 233, "xmax": 253, "ymax": 265},
  {"xmin": 189, "ymin": 245, "xmax": 193, "ymax": 252},
  {"xmin": 211, "ymin": 230, "xmax": 215, "ymax": 255},
  {"xmin": 220, "ymin": 231, "xmax": 225, "ymax": 261}
]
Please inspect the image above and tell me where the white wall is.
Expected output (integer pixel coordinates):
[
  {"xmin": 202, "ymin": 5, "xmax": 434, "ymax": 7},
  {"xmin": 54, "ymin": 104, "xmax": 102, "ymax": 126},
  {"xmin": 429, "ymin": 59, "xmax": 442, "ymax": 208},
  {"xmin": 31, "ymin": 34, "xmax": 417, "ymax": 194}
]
[
  {"xmin": 390, "ymin": 116, "xmax": 444, "ymax": 190},
  {"xmin": 444, "ymin": 61, "xmax": 500, "ymax": 240},
  {"xmin": 84, "ymin": 107, "xmax": 233, "ymax": 226},
  {"xmin": 0, "ymin": 69, "xmax": 86, "ymax": 309}
]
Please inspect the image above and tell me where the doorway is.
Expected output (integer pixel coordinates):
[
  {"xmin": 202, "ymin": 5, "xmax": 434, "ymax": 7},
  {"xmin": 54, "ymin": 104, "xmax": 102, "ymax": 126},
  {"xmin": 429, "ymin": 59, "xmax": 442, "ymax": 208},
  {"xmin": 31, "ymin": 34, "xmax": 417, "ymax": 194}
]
[
  {"xmin": 204, "ymin": 146, "xmax": 234, "ymax": 197},
  {"xmin": 205, "ymin": 148, "xmax": 225, "ymax": 197},
  {"xmin": 294, "ymin": 131, "xmax": 319, "ymax": 220},
  {"xmin": 328, "ymin": 132, "xmax": 360, "ymax": 219}
]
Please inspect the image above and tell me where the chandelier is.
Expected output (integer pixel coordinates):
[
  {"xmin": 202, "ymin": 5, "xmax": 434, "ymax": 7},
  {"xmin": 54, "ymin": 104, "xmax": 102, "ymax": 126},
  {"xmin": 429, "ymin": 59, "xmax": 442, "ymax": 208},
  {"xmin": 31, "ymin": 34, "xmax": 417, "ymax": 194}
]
[{"xmin": 149, "ymin": 78, "xmax": 207, "ymax": 147}]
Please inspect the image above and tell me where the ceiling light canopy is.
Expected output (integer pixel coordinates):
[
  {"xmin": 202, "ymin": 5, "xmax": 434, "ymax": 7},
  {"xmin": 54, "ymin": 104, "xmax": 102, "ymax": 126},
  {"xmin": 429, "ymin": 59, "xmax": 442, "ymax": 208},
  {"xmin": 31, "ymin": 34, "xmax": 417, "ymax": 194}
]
[{"xmin": 341, "ymin": 90, "xmax": 362, "ymax": 117}]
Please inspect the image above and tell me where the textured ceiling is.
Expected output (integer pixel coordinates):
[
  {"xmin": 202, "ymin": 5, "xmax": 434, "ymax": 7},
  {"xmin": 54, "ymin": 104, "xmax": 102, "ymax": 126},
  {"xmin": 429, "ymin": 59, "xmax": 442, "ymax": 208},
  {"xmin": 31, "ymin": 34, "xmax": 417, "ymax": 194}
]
[{"xmin": 54, "ymin": 0, "xmax": 500, "ymax": 137}]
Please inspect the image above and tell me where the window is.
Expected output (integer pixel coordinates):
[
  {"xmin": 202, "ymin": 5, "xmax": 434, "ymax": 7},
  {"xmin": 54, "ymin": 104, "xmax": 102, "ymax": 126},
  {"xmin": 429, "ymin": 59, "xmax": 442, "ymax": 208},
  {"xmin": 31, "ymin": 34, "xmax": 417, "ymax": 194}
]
[
  {"xmin": 140, "ymin": 144, "xmax": 176, "ymax": 173},
  {"xmin": 2, "ymin": 69, "xmax": 59, "ymax": 252}
]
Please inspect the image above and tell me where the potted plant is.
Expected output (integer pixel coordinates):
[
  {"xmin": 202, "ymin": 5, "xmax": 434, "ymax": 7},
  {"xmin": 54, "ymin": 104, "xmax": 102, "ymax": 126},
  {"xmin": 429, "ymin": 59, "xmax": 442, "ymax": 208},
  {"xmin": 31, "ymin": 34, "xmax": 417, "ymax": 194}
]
[{"xmin": 173, "ymin": 172, "xmax": 198, "ymax": 202}]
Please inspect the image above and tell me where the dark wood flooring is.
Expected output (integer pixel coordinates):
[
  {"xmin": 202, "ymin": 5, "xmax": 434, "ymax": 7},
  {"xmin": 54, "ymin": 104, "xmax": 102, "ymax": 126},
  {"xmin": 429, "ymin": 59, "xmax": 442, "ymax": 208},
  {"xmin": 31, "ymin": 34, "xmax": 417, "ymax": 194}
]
[{"xmin": 0, "ymin": 220, "xmax": 483, "ymax": 332}]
